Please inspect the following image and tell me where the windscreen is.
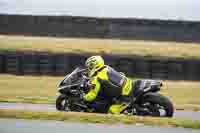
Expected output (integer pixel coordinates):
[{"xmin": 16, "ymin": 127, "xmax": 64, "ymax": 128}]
[{"xmin": 63, "ymin": 67, "xmax": 87, "ymax": 86}]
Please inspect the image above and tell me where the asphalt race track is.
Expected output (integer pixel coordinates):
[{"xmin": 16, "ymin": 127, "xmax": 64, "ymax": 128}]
[
  {"xmin": 0, "ymin": 118, "xmax": 199, "ymax": 133},
  {"xmin": 0, "ymin": 102, "xmax": 200, "ymax": 120}
]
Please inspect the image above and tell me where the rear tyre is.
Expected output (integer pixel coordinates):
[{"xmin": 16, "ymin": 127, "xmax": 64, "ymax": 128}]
[{"xmin": 139, "ymin": 93, "xmax": 174, "ymax": 117}]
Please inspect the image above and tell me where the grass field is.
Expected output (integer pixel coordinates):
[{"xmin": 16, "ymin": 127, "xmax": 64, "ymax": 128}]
[
  {"xmin": 0, "ymin": 74, "xmax": 200, "ymax": 110},
  {"xmin": 1, "ymin": 35, "xmax": 200, "ymax": 59}
]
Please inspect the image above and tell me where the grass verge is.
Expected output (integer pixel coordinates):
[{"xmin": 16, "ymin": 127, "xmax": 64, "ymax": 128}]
[
  {"xmin": 0, "ymin": 74, "xmax": 200, "ymax": 111},
  {"xmin": 0, "ymin": 109, "xmax": 200, "ymax": 129},
  {"xmin": 0, "ymin": 97, "xmax": 55, "ymax": 104},
  {"xmin": 1, "ymin": 35, "xmax": 200, "ymax": 59}
]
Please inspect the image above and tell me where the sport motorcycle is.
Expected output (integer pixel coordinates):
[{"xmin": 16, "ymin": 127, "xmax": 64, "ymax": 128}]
[{"xmin": 56, "ymin": 67, "xmax": 174, "ymax": 117}]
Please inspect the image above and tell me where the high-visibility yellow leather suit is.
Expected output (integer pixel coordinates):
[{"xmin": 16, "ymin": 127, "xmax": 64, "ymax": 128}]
[{"xmin": 84, "ymin": 65, "xmax": 133, "ymax": 114}]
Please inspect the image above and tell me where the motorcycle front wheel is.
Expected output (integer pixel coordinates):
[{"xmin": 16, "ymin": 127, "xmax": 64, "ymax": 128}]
[{"xmin": 56, "ymin": 94, "xmax": 70, "ymax": 111}]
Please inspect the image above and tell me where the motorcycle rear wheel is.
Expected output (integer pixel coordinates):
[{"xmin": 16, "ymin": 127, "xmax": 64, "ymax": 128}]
[{"xmin": 139, "ymin": 93, "xmax": 174, "ymax": 117}]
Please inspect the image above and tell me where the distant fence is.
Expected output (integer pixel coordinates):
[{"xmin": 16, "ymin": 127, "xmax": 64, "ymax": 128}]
[
  {"xmin": 0, "ymin": 14, "xmax": 200, "ymax": 42},
  {"xmin": 0, "ymin": 51, "xmax": 200, "ymax": 80}
]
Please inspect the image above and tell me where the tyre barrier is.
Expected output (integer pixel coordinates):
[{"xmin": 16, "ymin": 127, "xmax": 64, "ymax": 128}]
[
  {"xmin": 21, "ymin": 52, "xmax": 39, "ymax": 75},
  {"xmin": 151, "ymin": 60, "xmax": 168, "ymax": 79},
  {"xmin": 0, "ymin": 51, "xmax": 200, "ymax": 80},
  {"xmin": 0, "ymin": 53, "xmax": 5, "ymax": 73},
  {"xmin": 5, "ymin": 52, "xmax": 21, "ymax": 74},
  {"xmin": 167, "ymin": 61, "xmax": 185, "ymax": 80},
  {"xmin": 54, "ymin": 54, "xmax": 69, "ymax": 75},
  {"xmin": 38, "ymin": 53, "xmax": 55, "ymax": 75}
]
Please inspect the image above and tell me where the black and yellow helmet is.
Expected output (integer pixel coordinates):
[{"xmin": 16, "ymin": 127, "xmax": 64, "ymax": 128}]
[{"xmin": 85, "ymin": 56, "xmax": 104, "ymax": 77}]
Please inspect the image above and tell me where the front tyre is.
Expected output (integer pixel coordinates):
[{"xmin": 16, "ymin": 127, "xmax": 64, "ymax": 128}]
[
  {"xmin": 56, "ymin": 94, "xmax": 70, "ymax": 111},
  {"xmin": 139, "ymin": 93, "xmax": 174, "ymax": 117}
]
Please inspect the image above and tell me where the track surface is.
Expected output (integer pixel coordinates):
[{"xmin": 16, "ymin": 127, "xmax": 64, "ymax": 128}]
[
  {"xmin": 0, "ymin": 118, "xmax": 199, "ymax": 133},
  {"xmin": 0, "ymin": 102, "xmax": 200, "ymax": 120}
]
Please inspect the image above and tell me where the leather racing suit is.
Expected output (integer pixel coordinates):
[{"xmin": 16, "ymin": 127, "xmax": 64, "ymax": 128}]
[{"xmin": 84, "ymin": 65, "xmax": 133, "ymax": 114}]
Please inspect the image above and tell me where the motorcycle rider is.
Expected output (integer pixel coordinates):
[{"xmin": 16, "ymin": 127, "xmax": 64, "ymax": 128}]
[{"xmin": 82, "ymin": 55, "xmax": 134, "ymax": 114}]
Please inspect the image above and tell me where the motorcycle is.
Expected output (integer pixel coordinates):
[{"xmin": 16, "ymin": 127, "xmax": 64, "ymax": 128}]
[{"xmin": 56, "ymin": 67, "xmax": 174, "ymax": 117}]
